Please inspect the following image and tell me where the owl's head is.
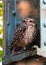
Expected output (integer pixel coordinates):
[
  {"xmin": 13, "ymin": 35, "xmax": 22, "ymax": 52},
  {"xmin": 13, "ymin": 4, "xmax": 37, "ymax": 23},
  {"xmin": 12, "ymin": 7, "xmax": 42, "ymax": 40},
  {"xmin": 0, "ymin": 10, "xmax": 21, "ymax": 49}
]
[{"xmin": 23, "ymin": 18, "xmax": 36, "ymax": 28}]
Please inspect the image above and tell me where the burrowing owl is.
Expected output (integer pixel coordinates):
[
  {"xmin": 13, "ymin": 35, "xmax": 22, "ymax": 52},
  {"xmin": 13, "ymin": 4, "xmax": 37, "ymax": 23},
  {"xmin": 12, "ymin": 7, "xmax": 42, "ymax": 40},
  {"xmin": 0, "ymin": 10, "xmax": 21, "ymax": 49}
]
[{"xmin": 10, "ymin": 18, "xmax": 38, "ymax": 54}]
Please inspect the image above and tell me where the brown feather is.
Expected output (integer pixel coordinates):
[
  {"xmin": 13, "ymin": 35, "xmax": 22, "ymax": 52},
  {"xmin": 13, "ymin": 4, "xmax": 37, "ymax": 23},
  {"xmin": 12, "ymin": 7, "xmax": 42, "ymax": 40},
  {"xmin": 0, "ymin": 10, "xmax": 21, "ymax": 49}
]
[{"xmin": 10, "ymin": 18, "xmax": 37, "ymax": 53}]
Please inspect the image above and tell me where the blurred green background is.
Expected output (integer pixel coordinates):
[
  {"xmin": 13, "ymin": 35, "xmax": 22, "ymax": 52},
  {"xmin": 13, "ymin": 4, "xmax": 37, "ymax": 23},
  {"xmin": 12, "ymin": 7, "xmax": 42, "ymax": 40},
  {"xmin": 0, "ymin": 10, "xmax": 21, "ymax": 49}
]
[{"xmin": 0, "ymin": 0, "xmax": 3, "ymax": 62}]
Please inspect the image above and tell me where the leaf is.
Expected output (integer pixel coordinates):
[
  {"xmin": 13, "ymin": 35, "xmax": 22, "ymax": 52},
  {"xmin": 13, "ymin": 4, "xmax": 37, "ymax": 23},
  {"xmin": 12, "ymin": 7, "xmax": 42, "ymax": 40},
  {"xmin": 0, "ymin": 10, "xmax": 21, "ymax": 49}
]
[
  {"xmin": 0, "ymin": 25, "xmax": 3, "ymax": 34},
  {"xmin": 0, "ymin": 57, "xmax": 2, "ymax": 62},
  {"xmin": 0, "ymin": 51, "xmax": 2, "ymax": 58},
  {"xmin": 0, "ymin": 29, "xmax": 3, "ymax": 34},
  {"xmin": 0, "ymin": 8, "xmax": 2, "ymax": 16},
  {"xmin": 0, "ymin": 1, "xmax": 2, "ymax": 7},
  {"xmin": 0, "ymin": 51, "xmax": 2, "ymax": 62},
  {"xmin": 0, "ymin": 38, "xmax": 2, "ymax": 47}
]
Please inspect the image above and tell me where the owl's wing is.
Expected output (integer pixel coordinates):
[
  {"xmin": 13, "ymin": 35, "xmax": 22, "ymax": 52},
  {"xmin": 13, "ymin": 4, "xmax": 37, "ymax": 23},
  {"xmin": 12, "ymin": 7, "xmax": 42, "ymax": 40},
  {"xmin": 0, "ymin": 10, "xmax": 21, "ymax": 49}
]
[{"xmin": 10, "ymin": 23, "xmax": 27, "ymax": 51}]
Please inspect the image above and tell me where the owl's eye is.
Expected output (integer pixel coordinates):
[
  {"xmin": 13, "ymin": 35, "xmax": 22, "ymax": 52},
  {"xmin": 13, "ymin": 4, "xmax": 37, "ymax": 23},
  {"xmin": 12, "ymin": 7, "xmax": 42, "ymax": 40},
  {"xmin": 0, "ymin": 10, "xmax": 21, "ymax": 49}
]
[
  {"xmin": 29, "ymin": 21, "xmax": 32, "ymax": 22},
  {"xmin": 29, "ymin": 19, "xmax": 34, "ymax": 22},
  {"xmin": 23, "ymin": 20, "xmax": 26, "ymax": 22},
  {"xmin": 29, "ymin": 21, "xmax": 33, "ymax": 23}
]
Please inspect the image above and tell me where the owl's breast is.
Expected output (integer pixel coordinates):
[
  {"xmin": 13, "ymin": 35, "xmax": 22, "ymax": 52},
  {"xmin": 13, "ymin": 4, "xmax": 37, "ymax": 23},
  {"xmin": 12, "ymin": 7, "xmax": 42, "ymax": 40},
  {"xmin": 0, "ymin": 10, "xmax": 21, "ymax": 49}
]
[{"xmin": 23, "ymin": 25, "xmax": 36, "ymax": 45}]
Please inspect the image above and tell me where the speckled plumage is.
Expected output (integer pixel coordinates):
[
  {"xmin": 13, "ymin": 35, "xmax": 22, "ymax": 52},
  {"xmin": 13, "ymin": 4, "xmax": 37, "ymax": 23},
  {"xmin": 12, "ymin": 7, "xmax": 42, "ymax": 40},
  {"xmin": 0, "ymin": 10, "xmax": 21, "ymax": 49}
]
[{"xmin": 10, "ymin": 18, "xmax": 37, "ymax": 53}]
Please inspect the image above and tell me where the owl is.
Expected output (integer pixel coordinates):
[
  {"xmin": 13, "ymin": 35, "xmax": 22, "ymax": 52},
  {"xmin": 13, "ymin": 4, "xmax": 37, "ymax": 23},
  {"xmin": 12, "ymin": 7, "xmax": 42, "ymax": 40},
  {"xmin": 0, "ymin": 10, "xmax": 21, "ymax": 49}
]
[{"xmin": 10, "ymin": 18, "xmax": 38, "ymax": 54}]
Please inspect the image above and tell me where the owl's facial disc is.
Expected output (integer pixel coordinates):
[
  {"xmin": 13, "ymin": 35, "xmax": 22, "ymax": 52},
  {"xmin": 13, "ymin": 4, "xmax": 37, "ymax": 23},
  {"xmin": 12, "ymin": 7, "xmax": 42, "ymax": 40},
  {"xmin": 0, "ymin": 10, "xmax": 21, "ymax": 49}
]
[
  {"xmin": 24, "ymin": 18, "xmax": 34, "ymax": 23},
  {"xmin": 23, "ymin": 18, "xmax": 35, "ymax": 27},
  {"xmin": 28, "ymin": 18, "xmax": 36, "ymax": 27},
  {"xmin": 29, "ymin": 22, "xmax": 35, "ymax": 27}
]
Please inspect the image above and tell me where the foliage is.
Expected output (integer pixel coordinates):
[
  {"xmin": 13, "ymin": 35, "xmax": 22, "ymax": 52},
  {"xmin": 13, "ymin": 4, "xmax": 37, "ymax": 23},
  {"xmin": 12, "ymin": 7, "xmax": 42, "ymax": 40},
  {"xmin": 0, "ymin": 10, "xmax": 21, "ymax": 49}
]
[
  {"xmin": 0, "ymin": 51, "xmax": 2, "ymax": 62},
  {"xmin": 0, "ymin": 8, "xmax": 2, "ymax": 16},
  {"xmin": 0, "ymin": 24, "xmax": 3, "ymax": 34},
  {"xmin": 0, "ymin": 2, "xmax": 2, "ymax": 7},
  {"xmin": 0, "ymin": 1, "xmax": 3, "ymax": 62},
  {"xmin": 0, "ymin": 38, "xmax": 2, "ymax": 47}
]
